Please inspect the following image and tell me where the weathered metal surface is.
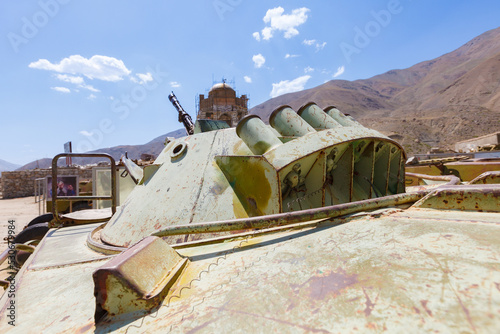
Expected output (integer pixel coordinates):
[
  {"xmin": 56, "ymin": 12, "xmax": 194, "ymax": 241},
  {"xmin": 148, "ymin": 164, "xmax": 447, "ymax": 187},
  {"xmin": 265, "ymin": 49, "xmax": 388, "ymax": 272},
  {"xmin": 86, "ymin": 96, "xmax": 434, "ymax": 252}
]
[
  {"xmin": 324, "ymin": 105, "xmax": 362, "ymax": 127},
  {"xmin": 406, "ymin": 172, "xmax": 461, "ymax": 186},
  {"xmin": 406, "ymin": 159, "xmax": 500, "ymax": 185},
  {"xmin": 60, "ymin": 207, "xmax": 113, "ymax": 223},
  {"xmin": 468, "ymin": 171, "xmax": 500, "ymax": 184},
  {"xmin": 0, "ymin": 224, "xmax": 110, "ymax": 333},
  {"xmin": 99, "ymin": 105, "xmax": 405, "ymax": 248},
  {"xmin": 100, "ymin": 129, "xmax": 244, "ymax": 247},
  {"xmin": 1, "ymin": 102, "xmax": 499, "ymax": 333},
  {"xmin": 2, "ymin": 189, "xmax": 499, "ymax": 333},
  {"xmin": 121, "ymin": 155, "xmax": 144, "ymax": 184},
  {"xmin": 235, "ymin": 115, "xmax": 281, "ymax": 155},
  {"xmin": 262, "ymin": 127, "xmax": 401, "ymax": 170},
  {"xmin": 152, "ymin": 192, "xmax": 424, "ymax": 237},
  {"xmin": 26, "ymin": 224, "xmax": 111, "ymax": 270},
  {"xmin": 216, "ymin": 155, "xmax": 280, "ymax": 216},
  {"xmin": 93, "ymin": 236, "xmax": 188, "ymax": 318},
  {"xmin": 414, "ymin": 185, "xmax": 500, "ymax": 212},
  {"xmin": 298, "ymin": 102, "xmax": 341, "ymax": 129},
  {"xmin": 269, "ymin": 105, "xmax": 316, "ymax": 137},
  {"xmin": 106, "ymin": 202, "xmax": 500, "ymax": 333}
]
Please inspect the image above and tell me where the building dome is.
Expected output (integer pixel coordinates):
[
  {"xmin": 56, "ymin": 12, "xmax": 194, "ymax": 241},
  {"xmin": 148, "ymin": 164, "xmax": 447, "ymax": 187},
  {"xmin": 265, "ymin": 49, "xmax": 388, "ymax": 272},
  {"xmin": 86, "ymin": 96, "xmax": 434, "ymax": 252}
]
[
  {"xmin": 209, "ymin": 82, "xmax": 236, "ymax": 98},
  {"xmin": 198, "ymin": 80, "xmax": 248, "ymax": 127},
  {"xmin": 209, "ymin": 82, "xmax": 234, "ymax": 93}
]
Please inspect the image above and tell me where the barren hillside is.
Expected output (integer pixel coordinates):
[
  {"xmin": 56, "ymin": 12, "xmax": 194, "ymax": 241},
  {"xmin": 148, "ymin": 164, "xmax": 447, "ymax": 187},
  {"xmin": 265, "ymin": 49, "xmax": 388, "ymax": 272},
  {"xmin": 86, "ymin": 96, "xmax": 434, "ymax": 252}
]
[
  {"xmin": 251, "ymin": 27, "xmax": 500, "ymax": 154},
  {"xmin": 16, "ymin": 27, "xmax": 500, "ymax": 169}
]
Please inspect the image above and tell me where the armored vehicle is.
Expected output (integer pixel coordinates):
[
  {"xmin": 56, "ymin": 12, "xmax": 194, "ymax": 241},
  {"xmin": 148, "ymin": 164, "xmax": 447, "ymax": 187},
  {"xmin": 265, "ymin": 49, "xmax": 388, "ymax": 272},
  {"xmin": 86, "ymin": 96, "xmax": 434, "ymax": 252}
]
[{"xmin": 1, "ymin": 99, "xmax": 499, "ymax": 333}]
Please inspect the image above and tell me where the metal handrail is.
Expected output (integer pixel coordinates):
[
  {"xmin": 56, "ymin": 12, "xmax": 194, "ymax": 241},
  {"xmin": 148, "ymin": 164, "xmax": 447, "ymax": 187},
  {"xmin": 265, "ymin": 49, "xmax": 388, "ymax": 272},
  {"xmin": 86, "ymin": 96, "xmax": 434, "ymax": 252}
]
[
  {"xmin": 34, "ymin": 177, "xmax": 46, "ymax": 215},
  {"xmin": 51, "ymin": 153, "xmax": 117, "ymax": 221}
]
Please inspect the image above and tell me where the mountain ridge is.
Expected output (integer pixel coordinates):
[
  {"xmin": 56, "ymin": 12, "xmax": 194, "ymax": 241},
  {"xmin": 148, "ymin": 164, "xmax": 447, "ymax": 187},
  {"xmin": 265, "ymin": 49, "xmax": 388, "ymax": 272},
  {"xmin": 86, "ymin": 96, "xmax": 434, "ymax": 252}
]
[
  {"xmin": 250, "ymin": 26, "xmax": 500, "ymax": 153},
  {"xmin": 0, "ymin": 159, "xmax": 21, "ymax": 175},
  {"xmin": 15, "ymin": 26, "xmax": 500, "ymax": 169}
]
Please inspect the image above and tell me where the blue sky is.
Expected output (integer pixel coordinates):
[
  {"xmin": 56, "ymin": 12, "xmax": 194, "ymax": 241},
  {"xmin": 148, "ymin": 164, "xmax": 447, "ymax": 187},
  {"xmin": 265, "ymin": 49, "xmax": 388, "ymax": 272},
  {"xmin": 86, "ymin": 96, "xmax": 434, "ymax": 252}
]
[{"xmin": 1, "ymin": 0, "xmax": 499, "ymax": 166}]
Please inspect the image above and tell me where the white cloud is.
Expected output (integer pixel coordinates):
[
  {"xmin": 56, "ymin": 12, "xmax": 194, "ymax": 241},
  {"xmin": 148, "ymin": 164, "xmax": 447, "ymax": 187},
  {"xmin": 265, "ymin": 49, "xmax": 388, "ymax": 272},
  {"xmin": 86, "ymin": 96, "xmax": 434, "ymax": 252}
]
[
  {"xmin": 170, "ymin": 81, "xmax": 181, "ymax": 88},
  {"xmin": 285, "ymin": 53, "xmax": 299, "ymax": 59},
  {"xmin": 333, "ymin": 66, "xmax": 345, "ymax": 78},
  {"xmin": 80, "ymin": 84, "xmax": 100, "ymax": 92},
  {"xmin": 55, "ymin": 74, "xmax": 84, "ymax": 85},
  {"xmin": 87, "ymin": 94, "xmax": 97, "ymax": 100},
  {"xmin": 303, "ymin": 39, "xmax": 316, "ymax": 46},
  {"xmin": 244, "ymin": 76, "xmax": 252, "ymax": 83},
  {"xmin": 316, "ymin": 42, "xmax": 327, "ymax": 51},
  {"xmin": 304, "ymin": 66, "xmax": 314, "ymax": 73},
  {"xmin": 80, "ymin": 130, "xmax": 93, "ymax": 137},
  {"xmin": 261, "ymin": 27, "xmax": 273, "ymax": 40},
  {"xmin": 252, "ymin": 54, "xmax": 266, "ymax": 68},
  {"xmin": 137, "ymin": 72, "xmax": 153, "ymax": 83},
  {"xmin": 252, "ymin": 32, "xmax": 261, "ymax": 41},
  {"xmin": 270, "ymin": 75, "xmax": 311, "ymax": 98},
  {"xmin": 131, "ymin": 72, "xmax": 154, "ymax": 85},
  {"xmin": 29, "ymin": 55, "xmax": 131, "ymax": 82},
  {"xmin": 55, "ymin": 73, "xmax": 100, "ymax": 93},
  {"xmin": 259, "ymin": 7, "xmax": 310, "ymax": 40},
  {"xmin": 303, "ymin": 39, "xmax": 327, "ymax": 51},
  {"xmin": 51, "ymin": 87, "xmax": 70, "ymax": 93}
]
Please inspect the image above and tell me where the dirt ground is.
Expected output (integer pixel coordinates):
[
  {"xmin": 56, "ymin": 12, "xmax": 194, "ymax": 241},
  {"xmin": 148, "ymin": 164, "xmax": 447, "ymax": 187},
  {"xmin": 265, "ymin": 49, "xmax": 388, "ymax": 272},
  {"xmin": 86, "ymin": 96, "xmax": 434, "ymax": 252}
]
[
  {"xmin": 0, "ymin": 196, "xmax": 40, "ymax": 246},
  {"xmin": 0, "ymin": 196, "xmax": 40, "ymax": 280}
]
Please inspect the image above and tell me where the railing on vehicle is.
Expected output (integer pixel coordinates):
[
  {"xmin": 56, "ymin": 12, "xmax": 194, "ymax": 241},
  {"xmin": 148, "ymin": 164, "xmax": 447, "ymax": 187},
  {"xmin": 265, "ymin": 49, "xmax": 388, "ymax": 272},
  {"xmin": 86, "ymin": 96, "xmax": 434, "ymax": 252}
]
[
  {"xmin": 51, "ymin": 153, "xmax": 117, "ymax": 220},
  {"xmin": 34, "ymin": 177, "xmax": 46, "ymax": 215}
]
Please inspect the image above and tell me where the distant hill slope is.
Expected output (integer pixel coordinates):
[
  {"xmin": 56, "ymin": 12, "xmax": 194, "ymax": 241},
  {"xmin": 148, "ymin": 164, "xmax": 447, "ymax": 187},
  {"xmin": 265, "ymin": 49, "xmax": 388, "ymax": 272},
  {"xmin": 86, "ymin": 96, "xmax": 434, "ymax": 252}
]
[
  {"xmin": 17, "ymin": 27, "xmax": 500, "ymax": 169},
  {"xmin": 0, "ymin": 159, "xmax": 21, "ymax": 176},
  {"xmin": 250, "ymin": 26, "xmax": 500, "ymax": 154}
]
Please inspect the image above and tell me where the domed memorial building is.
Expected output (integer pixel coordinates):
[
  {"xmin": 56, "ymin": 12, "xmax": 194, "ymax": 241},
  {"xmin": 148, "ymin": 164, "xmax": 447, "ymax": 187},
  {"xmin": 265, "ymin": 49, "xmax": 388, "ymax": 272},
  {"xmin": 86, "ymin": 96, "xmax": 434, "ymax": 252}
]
[{"xmin": 197, "ymin": 81, "xmax": 248, "ymax": 127}]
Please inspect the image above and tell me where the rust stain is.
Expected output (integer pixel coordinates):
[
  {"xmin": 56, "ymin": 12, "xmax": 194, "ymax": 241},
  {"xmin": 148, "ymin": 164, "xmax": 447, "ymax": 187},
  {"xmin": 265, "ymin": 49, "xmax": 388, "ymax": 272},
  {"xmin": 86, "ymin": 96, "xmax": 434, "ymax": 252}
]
[
  {"xmin": 390, "ymin": 253, "xmax": 402, "ymax": 260},
  {"xmin": 291, "ymin": 267, "xmax": 359, "ymax": 300},
  {"xmin": 420, "ymin": 300, "xmax": 433, "ymax": 317},
  {"xmin": 452, "ymin": 289, "xmax": 477, "ymax": 333},
  {"xmin": 362, "ymin": 288, "xmax": 378, "ymax": 317},
  {"xmin": 286, "ymin": 302, "xmax": 297, "ymax": 312},
  {"xmin": 76, "ymin": 322, "xmax": 94, "ymax": 333},
  {"xmin": 186, "ymin": 318, "xmax": 218, "ymax": 334}
]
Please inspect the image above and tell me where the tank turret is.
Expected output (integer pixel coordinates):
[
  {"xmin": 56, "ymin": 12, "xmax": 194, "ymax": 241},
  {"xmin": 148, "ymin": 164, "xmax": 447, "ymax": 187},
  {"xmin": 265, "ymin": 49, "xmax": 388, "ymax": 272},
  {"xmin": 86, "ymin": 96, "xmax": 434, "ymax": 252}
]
[{"xmin": 99, "ymin": 102, "xmax": 405, "ymax": 247}]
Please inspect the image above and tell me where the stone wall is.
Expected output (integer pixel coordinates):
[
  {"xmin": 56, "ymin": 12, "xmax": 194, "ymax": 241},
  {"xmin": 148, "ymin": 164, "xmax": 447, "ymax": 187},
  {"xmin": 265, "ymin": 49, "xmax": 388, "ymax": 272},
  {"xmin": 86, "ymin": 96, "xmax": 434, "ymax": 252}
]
[{"xmin": 1, "ymin": 168, "xmax": 92, "ymax": 199}]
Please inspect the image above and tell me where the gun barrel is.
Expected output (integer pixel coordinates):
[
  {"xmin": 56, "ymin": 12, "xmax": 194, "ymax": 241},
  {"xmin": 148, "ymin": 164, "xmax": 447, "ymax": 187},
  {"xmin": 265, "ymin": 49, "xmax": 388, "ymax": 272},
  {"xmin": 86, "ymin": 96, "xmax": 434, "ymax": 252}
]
[{"xmin": 168, "ymin": 92, "xmax": 194, "ymax": 135}]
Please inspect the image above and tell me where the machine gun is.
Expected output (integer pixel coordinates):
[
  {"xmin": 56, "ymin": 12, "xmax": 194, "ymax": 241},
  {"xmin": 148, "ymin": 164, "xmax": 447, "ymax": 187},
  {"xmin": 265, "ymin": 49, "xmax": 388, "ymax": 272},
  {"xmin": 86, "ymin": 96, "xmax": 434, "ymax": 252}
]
[{"xmin": 168, "ymin": 92, "xmax": 195, "ymax": 135}]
